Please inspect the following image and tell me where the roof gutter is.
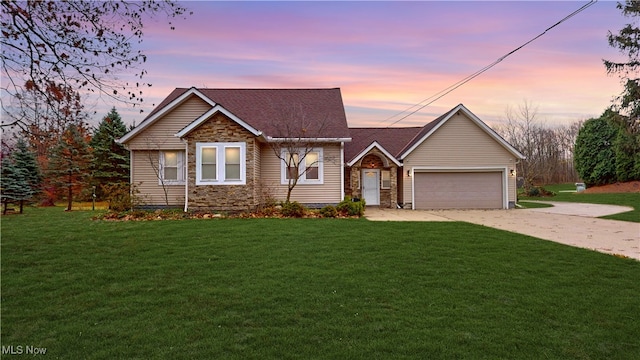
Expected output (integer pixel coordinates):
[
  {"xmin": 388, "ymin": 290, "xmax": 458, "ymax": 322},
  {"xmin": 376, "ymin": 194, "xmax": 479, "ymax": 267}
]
[{"xmin": 262, "ymin": 135, "xmax": 352, "ymax": 143}]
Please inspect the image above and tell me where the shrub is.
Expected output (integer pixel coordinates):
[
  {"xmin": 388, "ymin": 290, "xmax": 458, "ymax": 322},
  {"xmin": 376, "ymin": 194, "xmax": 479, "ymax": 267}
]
[
  {"xmin": 319, "ymin": 205, "xmax": 338, "ymax": 218},
  {"xmin": 281, "ymin": 201, "xmax": 306, "ymax": 218},
  {"xmin": 101, "ymin": 183, "xmax": 133, "ymax": 212},
  {"xmin": 336, "ymin": 196, "xmax": 366, "ymax": 217},
  {"xmin": 522, "ymin": 186, "xmax": 555, "ymax": 197}
]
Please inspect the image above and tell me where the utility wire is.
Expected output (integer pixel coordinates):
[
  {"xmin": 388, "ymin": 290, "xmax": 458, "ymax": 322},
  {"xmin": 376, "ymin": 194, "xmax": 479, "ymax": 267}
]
[{"xmin": 375, "ymin": 0, "xmax": 597, "ymax": 128}]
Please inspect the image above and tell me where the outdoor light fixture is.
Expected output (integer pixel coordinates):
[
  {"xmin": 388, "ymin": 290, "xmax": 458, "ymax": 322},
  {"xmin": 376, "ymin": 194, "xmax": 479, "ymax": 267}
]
[
  {"xmin": 407, "ymin": 170, "xmax": 412, "ymax": 177},
  {"xmin": 510, "ymin": 169, "xmax": 516, "ymax": 177}
]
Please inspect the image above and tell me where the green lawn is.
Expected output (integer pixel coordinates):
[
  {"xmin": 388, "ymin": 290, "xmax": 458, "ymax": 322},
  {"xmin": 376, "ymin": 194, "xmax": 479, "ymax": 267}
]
[
  {"xmin": 519, "ymin": 184, "xmax": 640, "ymax": 222},
  {"xmin": 2, "ymin": 207, "xmax": 639, "ymax": 359}
]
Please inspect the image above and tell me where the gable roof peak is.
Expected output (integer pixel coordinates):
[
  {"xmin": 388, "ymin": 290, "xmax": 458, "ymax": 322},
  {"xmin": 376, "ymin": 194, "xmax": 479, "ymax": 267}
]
[{"xmin": 119, "ymin": 87, "xmax": 350, "ymax": 144}]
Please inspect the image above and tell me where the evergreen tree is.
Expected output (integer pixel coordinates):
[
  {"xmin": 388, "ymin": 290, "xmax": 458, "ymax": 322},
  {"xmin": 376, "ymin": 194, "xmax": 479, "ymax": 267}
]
[
  {"xmin": 89, "ymin": 107, "xmax": 130, "ymax": 199},
  {"xmin": 13, "ymin": 138, "xmax": 42, "ymax": 192},
  {"xmin": 0, "ymin": 138, "xmax": 41, "ymax": 213},
  {"xmin": 48, "ymin": 124, "xmax": 92, "ymax": 211},
  {"xmin": 601, "ymin": 1, "xmax": 640, "ymax": 183},
  {"xmin": 604, "ymin": 0, "xmax": 639, "ymax": 133}
]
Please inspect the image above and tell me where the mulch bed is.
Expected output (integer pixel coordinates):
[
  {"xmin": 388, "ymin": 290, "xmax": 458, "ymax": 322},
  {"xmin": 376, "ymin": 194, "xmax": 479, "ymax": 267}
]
[{"xmin": 583, "ymin": 181, "xmax": 640, "ymax": 193}]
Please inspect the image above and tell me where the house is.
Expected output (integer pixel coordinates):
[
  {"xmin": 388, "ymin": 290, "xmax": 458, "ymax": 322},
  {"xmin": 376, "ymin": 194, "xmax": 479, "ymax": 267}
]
[
  {"xmin": 119, "ymin": 87, "xmax": 525, "ymax": 211},
  {"xmin": 345, "ymin": 104, "xmax": 525, "ymax": 209},
  {"xmin": 118, "ymin": 87, "xmax": 351, "ymax": 211}
]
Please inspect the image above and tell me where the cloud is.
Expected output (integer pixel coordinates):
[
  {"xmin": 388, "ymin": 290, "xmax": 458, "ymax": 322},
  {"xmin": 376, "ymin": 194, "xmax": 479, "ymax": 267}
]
[{"xmin": 90, "ymin": 0, "xmax": 626, "ymax": 129}]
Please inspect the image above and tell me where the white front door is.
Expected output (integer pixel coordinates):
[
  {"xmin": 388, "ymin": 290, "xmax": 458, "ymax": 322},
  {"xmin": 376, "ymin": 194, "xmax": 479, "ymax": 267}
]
[{"xmin": 362, "ymin": 169, "xmax": 380, "ymax": 205}]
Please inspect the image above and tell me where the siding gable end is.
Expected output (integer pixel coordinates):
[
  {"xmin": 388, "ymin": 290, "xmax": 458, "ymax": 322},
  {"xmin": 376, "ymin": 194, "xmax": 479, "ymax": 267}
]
[
  {"xmin": 399, "ymin": 104, "xmax": 524, "ymax": 160},
  {"xmin": 119, "ymin": 87, "xmax": 216, "ymax": 144}
]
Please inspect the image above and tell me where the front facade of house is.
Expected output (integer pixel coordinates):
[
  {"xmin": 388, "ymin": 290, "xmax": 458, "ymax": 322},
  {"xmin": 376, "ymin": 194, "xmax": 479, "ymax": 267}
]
[
  {"xmin": 119, "ymin": 88, "xmax": 524, "ymax": 211},
  {"xmin": 120, "ymin": 88, "xmax": 350, "ymax": 211}
]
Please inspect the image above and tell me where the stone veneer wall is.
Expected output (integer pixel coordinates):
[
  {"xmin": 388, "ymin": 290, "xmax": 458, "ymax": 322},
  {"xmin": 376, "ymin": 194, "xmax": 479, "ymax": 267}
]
[
  {"xmin": 349, "ymin": 152, "xmax": 398, "ymax": 208},
  {"xmin": 185, "ymin": 113, "xmax": 259, "ymax": 211}
]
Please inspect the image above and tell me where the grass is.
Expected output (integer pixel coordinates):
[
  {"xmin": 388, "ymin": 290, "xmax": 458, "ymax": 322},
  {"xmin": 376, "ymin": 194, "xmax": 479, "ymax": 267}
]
[
  {"xmin": 516, "ymin": 201, "xmax": 553, "ymax": 209},
  {"xmin": 2, "ymin": 207, "xmax": 639, "ymax": 359},
  {"xmin": 519, "ymin": 183, "xmax": 640, "ymax": 222}
]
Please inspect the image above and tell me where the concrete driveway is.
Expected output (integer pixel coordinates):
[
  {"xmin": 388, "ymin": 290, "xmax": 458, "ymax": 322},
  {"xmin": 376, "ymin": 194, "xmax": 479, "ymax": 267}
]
[{"xmin": 365, "ymin": 202, "xmax": 639, "ymax": 260}]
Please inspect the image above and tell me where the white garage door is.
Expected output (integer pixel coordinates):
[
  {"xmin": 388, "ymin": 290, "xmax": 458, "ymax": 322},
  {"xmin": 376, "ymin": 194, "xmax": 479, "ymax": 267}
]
[{"xmin": 414, "ymin": 172, "xmax": 503, "ymax": 209}]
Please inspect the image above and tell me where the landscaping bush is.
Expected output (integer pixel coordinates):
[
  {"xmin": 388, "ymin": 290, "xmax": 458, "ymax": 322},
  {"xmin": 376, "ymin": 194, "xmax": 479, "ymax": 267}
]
[
  {"xmin": 101, "ymin": 183, "xmax": 133, "ymax": 212},
  {"xmin": 319, "ymin": 205, "xmax": 338, "ymax": 218},
  {"xmin": 281, "ymin": 201, "xmax": 306, "ymax": 218},
  {"xmin": 336, "ymin": 196, "xmax": 366, "ymax": 216},
  {"xmin": 522, "ymin": 186, "xmax": 555, "ymax": 197}
]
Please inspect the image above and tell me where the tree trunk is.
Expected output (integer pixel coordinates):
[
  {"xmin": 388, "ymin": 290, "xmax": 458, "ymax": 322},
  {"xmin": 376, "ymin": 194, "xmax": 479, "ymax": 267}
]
[
  {"xmin": 19, "ymin": 200, "xmax": 24, "ymax": 214},
  {"xmin": 66, "ymin": 171, "xmax": 73, "ymax": 211}
]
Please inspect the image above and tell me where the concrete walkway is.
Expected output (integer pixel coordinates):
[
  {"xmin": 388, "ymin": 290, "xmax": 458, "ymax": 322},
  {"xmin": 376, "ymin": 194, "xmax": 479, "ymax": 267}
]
[{"xmin": 365, "ymin": 203, "xmax": 639, "ymax": 260}]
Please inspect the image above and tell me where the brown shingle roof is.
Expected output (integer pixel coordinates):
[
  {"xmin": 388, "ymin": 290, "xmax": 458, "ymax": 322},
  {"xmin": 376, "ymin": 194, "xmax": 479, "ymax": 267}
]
[
  {"xmin": 345, "ymin": 127, "xmax": 422, "ymax": 162},
  {"xmin": 146, "ymin": 87, "xmax": 350, "ymax": 139}
]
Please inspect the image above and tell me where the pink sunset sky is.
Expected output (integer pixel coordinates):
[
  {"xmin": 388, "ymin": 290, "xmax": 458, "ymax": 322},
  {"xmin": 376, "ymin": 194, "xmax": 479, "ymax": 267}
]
[{"xmin": 93, "ymin": 0, "xmax": 629, "ymax": 129}]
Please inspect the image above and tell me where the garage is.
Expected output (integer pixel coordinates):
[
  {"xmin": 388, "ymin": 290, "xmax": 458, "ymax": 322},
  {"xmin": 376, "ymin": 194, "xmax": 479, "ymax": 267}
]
[{"xmin": 413, "ymin": 171, "xmax": 504, "ymax": 209}]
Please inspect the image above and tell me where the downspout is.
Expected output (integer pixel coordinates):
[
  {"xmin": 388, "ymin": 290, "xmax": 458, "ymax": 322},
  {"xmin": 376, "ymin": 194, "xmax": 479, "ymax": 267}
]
[
  {"xmin": 340, "ymin": 142, "xmax": 345, "ymax": 201},
  {"xmin": 181, "ymin": 138, "xmax": 189, "ymax": 212},
  {"xmin": 122, "ymin": 144, "xmax": 134, "ymax": 209}
]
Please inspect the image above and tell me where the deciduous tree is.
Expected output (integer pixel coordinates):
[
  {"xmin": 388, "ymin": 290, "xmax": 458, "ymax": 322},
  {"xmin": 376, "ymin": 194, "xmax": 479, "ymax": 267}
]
[
  {"xmin": 266, "ymin": 106, "xmax": 331, "ymax": 203},
  {"xmin": 48, "ymin": 123, "xmax": 92, "ymax": 211},
  {"xmin": 1, "ymin": 1, "xmax": 190, "ymax": 129}
]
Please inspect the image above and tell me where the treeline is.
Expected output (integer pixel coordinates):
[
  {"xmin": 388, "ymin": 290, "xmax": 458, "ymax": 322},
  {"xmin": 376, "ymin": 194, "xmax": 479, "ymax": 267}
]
[
  {"xmin": 496, "ymin": 102, "xmax": 581, "ymax": 189},
  {"xmin": 1, "ymin": 107, "xmax": 130, "ymax": 213},
  {"xmin": 496, "ymin": 102, "xmax": 640, "ymax": 189}
]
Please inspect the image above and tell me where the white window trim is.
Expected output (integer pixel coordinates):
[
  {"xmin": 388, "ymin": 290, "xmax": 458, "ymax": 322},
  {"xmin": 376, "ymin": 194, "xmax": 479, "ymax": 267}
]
[
  {"xmin": 381, "ymin": 169, "xmax": 391, "ymax": 189},
  {"xmin": 280, "ymin": 148, "xmax": 324, "ymax": 185},
  {"xmin": 159, "ymin": 150, "xmax": 185, "ymax": 185},
  {"xmin": 196, "ymin": 142, "xmax": 246, "ymax": 185}
]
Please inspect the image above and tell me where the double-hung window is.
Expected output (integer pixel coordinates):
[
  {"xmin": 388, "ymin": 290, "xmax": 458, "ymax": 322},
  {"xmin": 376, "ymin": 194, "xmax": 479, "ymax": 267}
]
[
  {"xmin": 196, "ymin": 142, "xmax": 246, "ymax": 185},
  {"xmin": 281, "ymin": 148, "xmax": 323, "ymax": 184},
  {"xmin": 381, "ymin": 170, "xmax": 391, "ymax": 189},
  {"xmin": 159, "ymin": 150, "xmax": 185, "ymax": 185}
]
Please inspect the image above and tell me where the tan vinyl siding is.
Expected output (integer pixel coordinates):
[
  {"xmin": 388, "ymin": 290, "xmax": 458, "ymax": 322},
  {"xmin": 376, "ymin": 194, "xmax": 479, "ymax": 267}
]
[
  {"xmin": 403, "ymin": 113, "xmax": 518, "ymax": 204},
  {"xmin": 254, "ymin": 142, "xmax": 263, "ymax": 203},
  {"xmin": 260, "ymin": 143, "xmax": 343, "ymax": 204},
  {"xmin": 131, "ymin": 150, "xmax": 186, "ymax": 206},
  {"xmin": 127, "ymin": 96, "xmax": 211, "ymax": 150}
]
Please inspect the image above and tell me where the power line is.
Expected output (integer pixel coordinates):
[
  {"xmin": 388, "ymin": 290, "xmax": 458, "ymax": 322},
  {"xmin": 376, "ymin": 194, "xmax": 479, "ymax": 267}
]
[{"xmin": 375, "ymin": 0, "xmax": 597, "ymax": 128}]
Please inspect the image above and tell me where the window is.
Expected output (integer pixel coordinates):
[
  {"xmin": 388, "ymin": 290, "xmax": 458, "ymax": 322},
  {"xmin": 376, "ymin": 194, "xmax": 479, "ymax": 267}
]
[
  {"xmin": 281, "ymin": 148, "xmax": 323, "ymax": 184},
  {"xmin": 225, "ymin": 147, "xmax": 241, "ymax": 181},
  {"xmin": 285, "ymin": 153, "xmax": 299, "ymax": 180},
  {"xmin": 305, "ymin": 152, "xmax": 319, "ymax": 180},
  {"xmin": 159, "ymin": 151, "xmax": 185, "ymax": 185},
  {"xmin": 381, "ymin": 170, "xmax": 391, "ymax": 189},
  {"xmin": 196, "ymin": 142, "xmax": 246, "ymax": 185},
  {"xmin": 201, "ymin": 147, "xmax": 217, "ymax": 181}
]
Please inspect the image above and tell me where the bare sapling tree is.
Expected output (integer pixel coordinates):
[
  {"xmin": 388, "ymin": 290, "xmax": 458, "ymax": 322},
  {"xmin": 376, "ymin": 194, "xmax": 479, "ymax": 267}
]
[
  {"xmin": 142, "ymin": 137, "xmax": 174, "ymax": 207},
  {"xmin": 266, "ymin": 105, "xmax": 331, "ymax": 203},
  {"xmin": 497, "ymin": 100, "xmax": 582, "ymax": 187},
  {"xmin": 499, "ymin": 101, "xmax": 544, "ymax": 190}
]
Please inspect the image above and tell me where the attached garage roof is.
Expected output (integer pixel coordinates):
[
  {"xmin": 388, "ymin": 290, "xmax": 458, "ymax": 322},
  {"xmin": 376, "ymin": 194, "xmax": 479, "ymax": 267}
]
[
  {"xmin": 346, "ymin": 103, "xmax": 524, "ymax": 166},
  {"xmin": 345, "ymin": 127, "xmax": 422, "ymax": 164}
]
